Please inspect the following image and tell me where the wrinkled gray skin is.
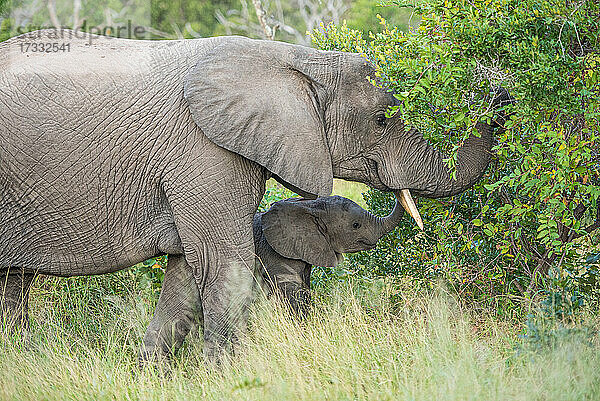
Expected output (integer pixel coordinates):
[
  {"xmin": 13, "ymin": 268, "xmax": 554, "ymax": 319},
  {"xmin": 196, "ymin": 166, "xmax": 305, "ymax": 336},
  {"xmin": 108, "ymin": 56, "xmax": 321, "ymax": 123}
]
[
  {"xmin": 254, "ymin": 196, "xmax": 403, "ymax": 316},
  {"xmin": 0, "ymin": 30, "xmax": 511, "ymax": 363}
]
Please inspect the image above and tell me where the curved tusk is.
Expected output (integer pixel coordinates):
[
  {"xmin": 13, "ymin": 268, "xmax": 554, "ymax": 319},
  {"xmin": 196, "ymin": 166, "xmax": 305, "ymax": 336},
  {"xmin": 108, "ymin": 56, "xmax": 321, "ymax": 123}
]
[{"xmin": 395, "ymin": 189, "xmax": 424, "ymax": 230}]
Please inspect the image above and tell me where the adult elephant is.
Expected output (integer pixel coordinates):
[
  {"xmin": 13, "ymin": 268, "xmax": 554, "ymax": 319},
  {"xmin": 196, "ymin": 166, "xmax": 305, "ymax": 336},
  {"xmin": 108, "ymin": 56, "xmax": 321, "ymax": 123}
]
[{"xmin": 0, "ymin": 30, "xmax": 510, "ymax": 362}]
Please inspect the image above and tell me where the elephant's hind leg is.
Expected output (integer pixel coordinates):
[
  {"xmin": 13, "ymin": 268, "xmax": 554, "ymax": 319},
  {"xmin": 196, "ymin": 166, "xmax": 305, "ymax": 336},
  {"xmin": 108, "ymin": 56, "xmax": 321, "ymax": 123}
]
[
  {"xmin": 0, "ymin": 268, "xmax": 36, "ymax": 333},
  {"xmin": 139, "ymin": 255, "xmax": 202, "ymax": 365}
]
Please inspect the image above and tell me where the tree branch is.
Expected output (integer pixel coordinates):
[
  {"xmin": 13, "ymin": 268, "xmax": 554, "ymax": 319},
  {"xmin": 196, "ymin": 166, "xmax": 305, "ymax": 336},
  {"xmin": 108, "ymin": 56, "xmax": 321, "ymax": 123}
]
[
  {"xmin": 72, "ymin": 0, "xmax": 81, "ymax": 30},
  {"xmin": 572, "ymin": 203, "xmax": 600, "ymax": 239},
  {"xmin": 252, "ymin": 0, "xmax": 277, "ymax": 40},
  {"xmin": 47, "ymin": 0, "xmax": 61, "ymax": 29}
]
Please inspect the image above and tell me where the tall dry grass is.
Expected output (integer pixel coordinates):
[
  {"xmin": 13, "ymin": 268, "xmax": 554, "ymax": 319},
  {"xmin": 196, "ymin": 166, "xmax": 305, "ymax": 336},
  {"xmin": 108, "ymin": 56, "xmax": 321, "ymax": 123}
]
[{"xmin": 0, "ymin": 274, "xmax": 598, "ymax": 400}]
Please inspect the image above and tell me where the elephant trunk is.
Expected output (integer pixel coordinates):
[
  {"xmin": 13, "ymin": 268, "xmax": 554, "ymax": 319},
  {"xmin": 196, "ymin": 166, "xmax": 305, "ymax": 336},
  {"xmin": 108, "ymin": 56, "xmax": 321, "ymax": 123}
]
[
  {"xmin": 409, "ymin": 88, "xmax": 513, "ymax": 199},
  {"xmin": 411, "ymin": 120, "xmax": 496, "ymax": 199},
  {"xmin": 381, "ymin": 89, "xmax": 513, "ymax": 229},
  {"xmin": 373, "ymin": 195, "xmax": 406, "ymax": 238}
]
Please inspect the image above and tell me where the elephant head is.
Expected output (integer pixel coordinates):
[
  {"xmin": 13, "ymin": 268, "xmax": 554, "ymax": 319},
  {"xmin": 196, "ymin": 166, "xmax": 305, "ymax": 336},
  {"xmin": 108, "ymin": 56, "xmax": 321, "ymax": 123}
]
[
  {"xmin": 255, "ymin": 194, "xmax": 404, "ymax": 315},
  {"xmin": 184, "ymin": 37, "xmax": 512, "ymax": 226},
  {"xmin": 261, "ymin": 195, "xmax": 404, "ymax": 266}
]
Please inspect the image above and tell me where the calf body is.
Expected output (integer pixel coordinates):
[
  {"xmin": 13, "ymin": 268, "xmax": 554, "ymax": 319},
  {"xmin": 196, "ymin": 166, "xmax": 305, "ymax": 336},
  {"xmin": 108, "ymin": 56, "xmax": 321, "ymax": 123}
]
[{"xmin": 253, "ymin": 195, "xmax": 403, "ymax": 315}]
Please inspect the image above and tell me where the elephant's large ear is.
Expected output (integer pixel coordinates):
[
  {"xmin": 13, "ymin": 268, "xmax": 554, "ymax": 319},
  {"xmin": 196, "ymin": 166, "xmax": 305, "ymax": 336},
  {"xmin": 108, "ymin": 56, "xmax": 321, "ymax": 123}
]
[
  {"xmin": 261, "ymin": 198, "xmax": 338, "ymax": 267},
  {"xmin": 184, "ymin": 37, "xmax": 333, "ymax": 197}
]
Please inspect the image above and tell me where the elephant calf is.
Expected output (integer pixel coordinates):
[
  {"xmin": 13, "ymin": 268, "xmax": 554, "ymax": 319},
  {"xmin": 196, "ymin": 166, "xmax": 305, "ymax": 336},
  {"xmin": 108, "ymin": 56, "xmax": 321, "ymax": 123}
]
[{"xmin": 253, "ymin": 195, "xmax": 403, "ymax": 316}]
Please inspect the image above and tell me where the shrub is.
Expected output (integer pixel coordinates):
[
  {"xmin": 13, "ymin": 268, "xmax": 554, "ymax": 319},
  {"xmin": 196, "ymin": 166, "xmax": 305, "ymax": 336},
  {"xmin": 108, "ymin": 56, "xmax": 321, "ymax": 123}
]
[
  {"xmin": 313, "ymin": 0, "xmax": 600, "ymax": 314},
  {"xmin": 258, "ymin": 180, "xmax": 295, "ymax": 212}
]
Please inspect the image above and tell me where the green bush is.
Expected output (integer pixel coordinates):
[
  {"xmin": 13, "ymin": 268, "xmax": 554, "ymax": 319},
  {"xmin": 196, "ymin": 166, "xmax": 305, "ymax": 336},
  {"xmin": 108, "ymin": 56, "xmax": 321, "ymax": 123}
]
[
  {"xmin": 258, "ymin": 180, "xmax": 295, "ymax": 212},
  {"xmin": 130, "ymin": 255, "xmax": 167, "ymax": 295},
  {"xmin": 313, "ymin": 0, "xmax": 600, "ymax": 315},
  {"xmin": 517, "ymin": 275, "xmax": 598, "ymax": 355}
]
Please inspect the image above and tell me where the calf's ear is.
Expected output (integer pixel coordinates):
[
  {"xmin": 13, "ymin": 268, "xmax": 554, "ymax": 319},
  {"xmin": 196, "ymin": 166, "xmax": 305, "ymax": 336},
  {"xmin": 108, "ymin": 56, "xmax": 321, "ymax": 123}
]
[{"xmin": 261, "ymin": 199, "xmax": 339, "ymax": 267}]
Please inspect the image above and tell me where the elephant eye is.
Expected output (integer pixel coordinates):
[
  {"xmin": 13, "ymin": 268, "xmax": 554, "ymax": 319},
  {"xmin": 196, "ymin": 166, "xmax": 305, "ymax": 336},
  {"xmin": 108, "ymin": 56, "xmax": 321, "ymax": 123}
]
[
  {"xmin": 376, "ymin": 114, "xmax": 387, "ymax": 127},
  {"xmin": 352, "ymin": 222, "xmax": 361, "ymax": 230}
]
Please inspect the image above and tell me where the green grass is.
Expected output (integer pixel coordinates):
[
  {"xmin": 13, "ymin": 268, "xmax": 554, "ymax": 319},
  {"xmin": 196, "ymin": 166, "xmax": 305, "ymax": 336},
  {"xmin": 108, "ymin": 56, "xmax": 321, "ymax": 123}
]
[
  {"xmin": 332, "ymin": 179, "xmax": 368, "ymax": 208},
  {"xmin": 1, "ymin": 274, "xmax": 599, "ymax": 400},
  {"xmin": 264, "ymin": 178, "xmax": 369, "ymax": 207}
]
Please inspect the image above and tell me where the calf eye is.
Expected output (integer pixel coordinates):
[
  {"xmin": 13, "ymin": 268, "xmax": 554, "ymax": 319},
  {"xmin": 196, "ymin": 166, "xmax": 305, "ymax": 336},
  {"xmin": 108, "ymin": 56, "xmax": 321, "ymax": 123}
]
[
  {"xmin": 352, "ymin": 222, "xmax": 361, "ymax": 229},
  {"xmin": 376, "ymin": 114, "xmax": 387, "ymax": 127}
]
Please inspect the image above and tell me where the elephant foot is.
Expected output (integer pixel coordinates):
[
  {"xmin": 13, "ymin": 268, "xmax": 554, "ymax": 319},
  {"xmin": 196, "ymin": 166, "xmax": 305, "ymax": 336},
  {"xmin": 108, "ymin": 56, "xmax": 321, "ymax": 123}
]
[
  {"xmin": 139, "ymin": 255, "xmax": 202, "ymax": 369},
  {"xmin": 137, "ymin": 343, "xmax": 173, "ymax": 376}
]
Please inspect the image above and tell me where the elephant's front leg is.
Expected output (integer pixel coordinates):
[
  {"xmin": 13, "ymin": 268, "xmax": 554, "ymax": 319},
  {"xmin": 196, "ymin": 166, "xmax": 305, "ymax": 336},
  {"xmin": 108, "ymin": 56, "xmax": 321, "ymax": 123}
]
[
  {"xmin": 201, "ymin": 241, "xmax": 256, "ymax": 361},
  {"xmin": 156, "ymin": 136, "xmax": 266, "ymax": 363},
  {"xmin": 166, "ymin": 201, "xmax": 261, "ymax": 363},
  {"xmin": 139, "ymin": 254, "xmax": 202, "ymax": 364}
]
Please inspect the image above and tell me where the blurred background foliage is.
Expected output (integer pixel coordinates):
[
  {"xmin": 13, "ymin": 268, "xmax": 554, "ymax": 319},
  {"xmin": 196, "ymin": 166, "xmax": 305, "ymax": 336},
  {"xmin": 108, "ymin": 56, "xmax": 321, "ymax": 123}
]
[{"xmin": 0, "ymin": 0, "xmax": 412, "ymax": 44}]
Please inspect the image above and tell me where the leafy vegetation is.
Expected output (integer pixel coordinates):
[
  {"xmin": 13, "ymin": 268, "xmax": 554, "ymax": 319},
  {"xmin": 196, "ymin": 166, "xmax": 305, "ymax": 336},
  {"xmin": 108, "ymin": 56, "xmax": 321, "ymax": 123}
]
[{"xmin": 313, "ymin": 0, "xmax": 600, "ymax": 317}]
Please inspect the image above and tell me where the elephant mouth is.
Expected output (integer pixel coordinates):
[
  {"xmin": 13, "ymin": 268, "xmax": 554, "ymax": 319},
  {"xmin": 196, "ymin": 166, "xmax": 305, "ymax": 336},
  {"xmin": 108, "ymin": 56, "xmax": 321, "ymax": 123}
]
[
  {"xmin": 373, "ymin": 160, "xmax": 424, "ymax": 230},
  {"xmin": 368, "ymin": 159, "xmax": 390, "ymax": 191},
  {"xmin": 356, "ymin": 239, "xmax": 377, "ymax": 250},
  {"xmin": 341, "ymin": 241, "xmax": 377, "ymax": 254}
]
